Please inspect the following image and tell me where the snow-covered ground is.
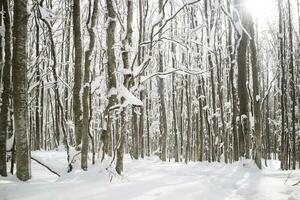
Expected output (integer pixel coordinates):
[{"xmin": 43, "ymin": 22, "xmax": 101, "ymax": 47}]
[{"xmin": 0, "ymin": 151, "xmax": 300, "ymax": 200}]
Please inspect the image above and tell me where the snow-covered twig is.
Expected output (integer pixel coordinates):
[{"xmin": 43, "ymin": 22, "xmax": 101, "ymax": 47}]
[
  {"xmin": 153, "ymin": 0, "xmax": 201, "ymax": 38},
  {"xmin": 260, "ymin": 70, "xmax": 279, "ymax": 109},
  {"xmin": 140, "ymin": 68, "xmax": 211, "ymax": 83}
]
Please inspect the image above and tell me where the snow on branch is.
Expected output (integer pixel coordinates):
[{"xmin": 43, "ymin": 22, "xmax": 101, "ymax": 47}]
[
  {"xmin": 91, "ymin": 76, "xmax": 143, "ymax": 107},
  {"xmin": 118, "ymin": 85, "xmax": 143, "ymax": 107},
  {"xmin": 140, "ymin": 68, "xmax": 210, "ymax": 83},
  {"xmin": 153, "ymin": 0, "xmax": 201, "ymax": 38},
  {"xmin": 38, "ymin": 5, "xmax": 56, "ymax": 24}
]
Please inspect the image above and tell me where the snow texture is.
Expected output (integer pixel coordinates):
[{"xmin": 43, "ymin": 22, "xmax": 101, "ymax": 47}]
[{"xmin": 1, "ymin": 151, "xmax": 300, "ymax": 200}]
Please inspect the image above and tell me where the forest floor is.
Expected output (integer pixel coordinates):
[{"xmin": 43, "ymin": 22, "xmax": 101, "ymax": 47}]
[{"xmin": 0, "ymin": 151, "xmax": 300, "ymax": 200}]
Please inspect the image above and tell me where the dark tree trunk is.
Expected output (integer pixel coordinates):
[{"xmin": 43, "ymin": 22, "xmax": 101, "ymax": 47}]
[
  {"xmin": 235, "ymin": 0, "xmax": 250, "ymax": 158},
  {"xmin": 278, "ymin": 0, "xmax": 286, "ymax": 170},
  {"xmin": 73, "ymin": 0, "xmax": 83, "ymax": 147},
  {"xmin": 287, "ymin": 0, "xmax": 296, "ymax": 170},
  {"xmin": 227, "ymin": 0, "xmax": 239, "ymax": 162},
  {"xmin": 249, "ymin": 14, "xmax": 262, "ymax": 169},
  {"xmin": 12, "ymin": 0, "xmax": 31, "ymax": 181},
  {"xmin": 0, "ymin": 0, "xmax": 12, "ymax": 177},
  {"xmin": 103, "ymin": 0, "xmax": 118, "ymax": 157},
  {"xmin": 157, "ymin": 0, "xmax": 167, "ymax": 162},
  {"xmin": 81, "ymin": 0, "xmax": 99, "ymax": 171}
]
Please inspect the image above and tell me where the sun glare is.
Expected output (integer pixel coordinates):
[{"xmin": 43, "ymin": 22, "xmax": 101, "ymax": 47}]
[{"xmin": 246, "ymin": 0, "xmax": 275, "ymax": 24}]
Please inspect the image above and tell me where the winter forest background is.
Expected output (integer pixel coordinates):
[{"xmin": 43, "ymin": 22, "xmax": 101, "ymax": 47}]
[{"xmin": 0, "ymin": 0, "xmax": 300, "ymax": 199}]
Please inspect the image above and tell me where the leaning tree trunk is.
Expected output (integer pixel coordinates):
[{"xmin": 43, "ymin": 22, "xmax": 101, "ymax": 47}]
[
  {"xmin": 0, "ymin": 0, "xmax": 12, "ymax": 177},
  {"xmin": 12, "ymin": 0, "xmax": 31, "ymax": 181}
]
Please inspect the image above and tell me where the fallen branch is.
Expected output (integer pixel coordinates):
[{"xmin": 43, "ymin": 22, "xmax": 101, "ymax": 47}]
[
  {"xmin": 284, "ymin": 171, "xmax": 293, "ymax": 184},
  {"xmin": 31, "ymin": 156, "xmax": 61, "ymax": 177},
  {"xmin": 292, "ymin": 181, "xmax": 300, "ymax": 186}
]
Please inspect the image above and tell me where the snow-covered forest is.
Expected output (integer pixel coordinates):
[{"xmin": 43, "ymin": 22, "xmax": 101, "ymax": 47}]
[{"xmin": 0, "ymin": 0, "xmax": 300, "ymax": 199}]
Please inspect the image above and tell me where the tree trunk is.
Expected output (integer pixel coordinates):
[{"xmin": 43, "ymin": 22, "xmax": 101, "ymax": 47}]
[
  {"xmin": 198, "ymin": 80, "xmax": 204, "ymax": 161},
  {"xmin": 103, "ymin": 0, "xmax": 117, "ymax": 158},
  {"xmin": 227, "ymin": 0, "xmax": 239, "ymax": 161},
  {"xmin": 185, "ymin": 74, "xmax": 191, "ymax": 164},
  {"xmin": 235, "ymin": 0, "xmax": 249, "ymax": 158},
  {"xmin": 287, "ymin": 0, "xmax": 296, "ymax": 170},
  {"xmin": 204, "ymin": 0, "xmax": 217, "ymax": 162},
  {"xmin": 116, "ymin": 0, "xmax": 133, "ymax": 174},
  {"xmin": 12, "ymin": 0, "xmax": 31, "ymax": 181},
  {"xmin": 278, "ymin": 0, "xmax": 286, "ymax": 170},
  {"xmin": 73, "ymin": 0, "xmax": 83, "ymax": 147},
  {"xmin": 249, "ymin": 15, "xmax": 262, "ymax": 169},
  {"xmin": 157, "ymin": 0, "xmax": 167, "ymax": 162},
  {"xmin": 34, "ymin": 13, "xmax": 41, "ymax": 151},
  {"xmin": 0, "ymin": 0, "xmax": 12, "ymax": 177},
  {"xmin": 81, "ymin": 0, "xmax": 99, "ymax": 171}
]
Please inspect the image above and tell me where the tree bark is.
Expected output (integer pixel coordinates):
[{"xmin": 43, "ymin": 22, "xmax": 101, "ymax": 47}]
[
  {"xmin": 227, "ymin": 0, "xmax": 239, "ymax": 161},
  {"xmin": 116, "ymin": 0, "xmax": 133, "ymax": 174},
  {"xmin": 12, "ymin": 0, "xmax": 31, "ymax": 181},
  {"xmin": 0, "ymin": 0, "xmax": 12, "ymax": 177},
  {"xmin": 278, "ymin": 0, "xmax": 286, "ymax": 170},
  {"xmin": 287, "ymin": 0, "xmax": 296, "ymax": 170},
  {"xmin": 73, "ymin": 0, "xmax": 83, "ymax": 147},
  {"xmin": 103, "ymin": 0, "xmax": 117, "ymax": 157},
  {"xmin": 235, "ymin": 0, "xmax": 249, "ymax": 158},
  {"xmin": 249, "ymin": 15, "xmax": 262, "ymax": 169},
  {"xmin": 81, "ymin": 0, "xmax": 99, "ymax": 171},
  {"xmin": 157, "ymin": 0, "xmax": 167, "ymax": 162}
]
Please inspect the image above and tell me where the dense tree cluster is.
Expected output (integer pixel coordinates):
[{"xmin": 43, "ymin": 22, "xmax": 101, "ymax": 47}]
[{"xmin": 0, "ymin": 0, "xmax": 299, "ymax": 181}]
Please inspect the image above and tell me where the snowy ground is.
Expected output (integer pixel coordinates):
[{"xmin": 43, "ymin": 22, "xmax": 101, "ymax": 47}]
[{"xmin": 0, "ymin": 151, "xmax": 300, "ymax": 200}]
